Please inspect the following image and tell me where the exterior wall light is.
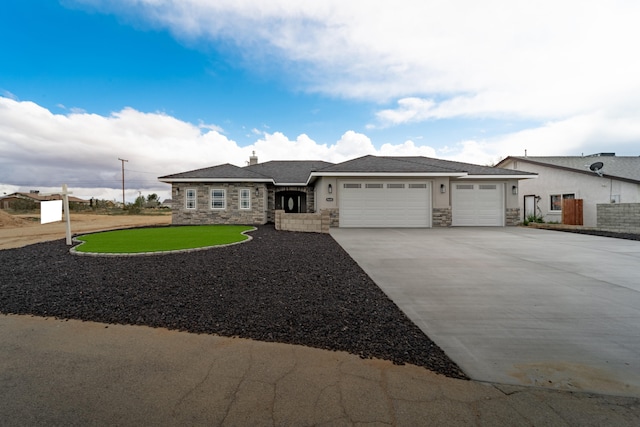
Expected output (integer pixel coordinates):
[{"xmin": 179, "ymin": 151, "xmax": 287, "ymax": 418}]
[
  {"xmin": 255, "ymin": 187, "xmax": 260, "ymax": 197},
  {"xmin": 440, "ymin": 184, "xmax": 446, "ymax": 193},
  {"xmin": 328, "ymin": 184, "xmax": 333, "ymax": 194},
  {"xmin": 512, "ymin": 185, "xmax": 518, "ymax": 195}
]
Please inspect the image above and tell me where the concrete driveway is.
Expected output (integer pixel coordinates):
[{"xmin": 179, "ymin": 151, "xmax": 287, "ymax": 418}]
[{"xmin": 330, "ymin": 227, "xmax": 640, "ymax": 397}]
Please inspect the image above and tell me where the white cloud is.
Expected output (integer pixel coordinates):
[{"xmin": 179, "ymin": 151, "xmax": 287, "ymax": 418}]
[
  {"xmin": 436, "ymin": 111, "xmax": 640, "ymax": 165},
  {"xmin": 0, "ymin": 98, "xmax": 439, "ymax": 201},
  {"xmin": 3, "ymin": 96, "xmax": 639, "ymax": 203},
  {"xmin": 68, "ymin": 0, "xmax": 640, "ymax": 165}
]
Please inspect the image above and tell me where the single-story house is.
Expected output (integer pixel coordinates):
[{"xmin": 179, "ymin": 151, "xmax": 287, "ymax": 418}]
[
  {"xmin": 0, "ymin": 191, "xmax": 90, "ymax": 210},
  {"xmin": 496, "ymin": 153, "xmax": 640, "ymax": 227},
  {"xmin": 158, "ymin": 154, "xmax": 536, "ymax": 228}
]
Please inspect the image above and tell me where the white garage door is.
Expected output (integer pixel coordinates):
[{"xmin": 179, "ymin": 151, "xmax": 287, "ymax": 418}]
[
  {"xmin": 452, "ymin": 183, "xmax": 504, "ymax": 226},
  {"xmin": 339, "ymin": 181, "xmax": 431, "ymax": 227}
]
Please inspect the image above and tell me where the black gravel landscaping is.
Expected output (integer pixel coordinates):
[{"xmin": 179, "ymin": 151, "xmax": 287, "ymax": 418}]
[
  {"xmin": 0, "ymin": 225, "xmax": 467, "ymax": 379},
  {"xmin": 552, "ymin": 228, "xmax": 640, "ymax": 241}
]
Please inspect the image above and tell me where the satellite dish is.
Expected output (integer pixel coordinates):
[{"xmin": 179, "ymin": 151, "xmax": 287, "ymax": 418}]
[{"xmin": 589, "ymin": 161, "xmax": 604, "ymax": 176}]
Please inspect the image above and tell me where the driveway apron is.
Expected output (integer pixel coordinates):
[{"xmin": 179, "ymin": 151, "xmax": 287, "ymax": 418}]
[{"xmin": 330, "ymin": 227, "xmax": 640, "ymax": 397}]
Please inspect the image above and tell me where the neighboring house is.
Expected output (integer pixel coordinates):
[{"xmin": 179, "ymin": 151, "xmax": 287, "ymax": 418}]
[
  {"xmin": 0, "ymin": 191, "xmax": 90, "ymax": 210},
  {"xmin": 159, "ymin": 154, "xmax": 535, "ymax": 228},
  {"xmin": 496, "ymin": 153, "xmax": 640, "ymax": 227}
]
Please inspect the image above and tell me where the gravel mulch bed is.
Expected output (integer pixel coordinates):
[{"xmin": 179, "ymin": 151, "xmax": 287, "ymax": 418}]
[
  {"xmin": 0, "ymin": 224, "xmax": 467, "ymax": 380},
  {"xmin": 551, "ymin": 228, "xmax": 640, "ymax": 241}
]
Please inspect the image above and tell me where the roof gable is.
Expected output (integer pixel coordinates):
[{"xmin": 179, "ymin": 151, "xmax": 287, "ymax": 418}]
[{"xmin": 498, "ymin": 155, "xmax": 640, "ymax": 183}]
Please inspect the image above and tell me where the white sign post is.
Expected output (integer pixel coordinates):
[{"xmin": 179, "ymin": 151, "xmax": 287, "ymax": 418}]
[
  {"xmin": 62, "ymin": 184, "xmax": 72, "ymax": 245},
  {"xmin": 40, "ymin": 184, "xmax": 73, "ymax": 245}
]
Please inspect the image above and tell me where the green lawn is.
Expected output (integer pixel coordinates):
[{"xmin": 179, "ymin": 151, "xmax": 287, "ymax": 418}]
[{"xmin": 74, "ymin": 225, "xmax": 254, "ymax": 254}]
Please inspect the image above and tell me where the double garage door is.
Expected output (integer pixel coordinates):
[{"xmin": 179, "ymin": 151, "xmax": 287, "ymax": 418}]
[
  {"xmin": 452, "ymin": 182, "xmax": 504, "ymax": 226},
  {"xmin": 339, "ymin": 180, "xmax": 505, "ymax": 227},
  {"xmin": 339, "ymin": 181, "xmax": 431, "ymax": 228}
]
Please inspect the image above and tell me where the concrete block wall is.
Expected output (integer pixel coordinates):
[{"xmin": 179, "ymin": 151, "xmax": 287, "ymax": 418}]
[
  {"xmin": 597, "ymin": 203, "xmax": 640, "ymax": 234},
  {"xmin": 275, "ymin": 210, "xmax": 330, "ymax": 233}
]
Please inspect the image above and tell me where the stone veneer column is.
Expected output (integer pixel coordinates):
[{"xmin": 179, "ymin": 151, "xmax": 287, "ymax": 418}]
[
  {"xmin": 505, "ymin": 208, "xmax": 520, "ymax": 226},
  {"xmin": 432, "ymin": 207, "xmax": 452, "ymax": 227}
]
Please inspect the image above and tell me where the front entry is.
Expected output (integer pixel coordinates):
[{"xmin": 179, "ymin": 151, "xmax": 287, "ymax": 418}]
[{"xmin": 276, "ymin": 191, "xmax": 306, "ymax": 213}]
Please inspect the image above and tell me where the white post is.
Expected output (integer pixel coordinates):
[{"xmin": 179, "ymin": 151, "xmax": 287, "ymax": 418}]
[{"xmin": 62, "ymin": 184, "xmax": 72, "ymax": 245}]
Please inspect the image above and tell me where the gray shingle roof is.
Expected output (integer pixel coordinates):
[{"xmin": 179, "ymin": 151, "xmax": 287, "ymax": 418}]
[
  {"xmin": 159, "ymin": 155, "xmax": 535, "ymax": 184},
  {"xmin": 159, "ymin": 161, "xmax": 335, "ymax": 184},
  {"xmin": 159, "ymin": 163, "xmax": 271, "ymax": 181},
  {"xmin": 316, "ymin": 155, "xmax": 533, "ymax": 176},
  {"xmin": 504, "ymin": 155, "xmax": 640, "ymax": 183},
  {"xmin": 246, "ymin": 161, "xmax": 334, "ymax": 184}
]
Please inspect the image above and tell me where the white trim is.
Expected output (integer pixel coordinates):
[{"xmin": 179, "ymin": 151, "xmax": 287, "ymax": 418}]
[
  {"xmin": 210, "ymin": 188, "xmax": 226, "ymax": 210},
  {"xmin": 239, "ymin": 188, "xmax": 251, "ymax": 210},
  {"xmin": 185, "ymin": 188, "xmax": 196, "ymax": 210},
  {"xmin": 307, "ymin": 172, "xmax": 466, "ymax": 185},
  {"xmin": 160, "ymin": 178, "xmax": 273, "ymax": 183},
  {"xmin": 459, "ymin": 175, "xmax": 538, "ymax": 179}
]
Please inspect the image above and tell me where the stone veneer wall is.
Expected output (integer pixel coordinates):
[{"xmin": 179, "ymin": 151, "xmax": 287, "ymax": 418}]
[
  {"xmin": 266, "ymin": 186, "xmax": 276, "ymax": 223},
  {"xmin": 597, "ymin": 203, "xmax": 640, "ymax": 234},
  {"xmin": 432, "ymin": 207, "xmax": 452, "ymax": 227},
  {"xmin": 326, "ymin": 208, "xmax": 339, "ymax": 227},
  {"xmin": 275, "ymin": 210, "xmax": 330, "ymax": 233},
  {"xmin": 505, "ymin": 208, "xmax": 520, "ymax": 226},
  {"xmin": 171, "ymin": 183, "xmax": 267, "ymax": 225}
]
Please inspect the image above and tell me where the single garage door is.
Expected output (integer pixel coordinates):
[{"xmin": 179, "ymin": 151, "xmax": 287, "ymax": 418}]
[
  {"xmin": 452, "ymin": 182, "xmax": 504, "ymax": 226},
  {"xmin": 339, "ymin": 181, "xmax": 431, "ymax": 227}
]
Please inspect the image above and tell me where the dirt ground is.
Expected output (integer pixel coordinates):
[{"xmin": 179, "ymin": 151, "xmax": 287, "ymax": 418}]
[{"xmin": 0, "ymin": 210, "xmax": 171, "ymax": 250}]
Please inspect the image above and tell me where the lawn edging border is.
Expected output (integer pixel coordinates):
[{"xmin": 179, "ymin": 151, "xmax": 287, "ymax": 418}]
[{"xmin": 69, "ymin": 226, "xmax": 257, "ymax": 257}]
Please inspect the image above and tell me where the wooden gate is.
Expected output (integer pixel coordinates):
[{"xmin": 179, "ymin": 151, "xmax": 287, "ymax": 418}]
[{"xmin": 562, "ymin": 199, "xmax": 583, "ymax": 225}]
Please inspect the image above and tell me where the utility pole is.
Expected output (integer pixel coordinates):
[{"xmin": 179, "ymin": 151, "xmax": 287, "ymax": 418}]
[{"xmin": 118, "ymin": 158, "xmax": 128, "ymax": 208}]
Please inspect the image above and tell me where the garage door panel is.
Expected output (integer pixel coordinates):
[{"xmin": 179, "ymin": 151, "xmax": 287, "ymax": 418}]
[
  {"xmin": 452, "ymin": 183, "xmax": 504, "ymax": 226},
  {"xmin": 340, "ymin": 181, "xmax": 431, "ymax": 228}
]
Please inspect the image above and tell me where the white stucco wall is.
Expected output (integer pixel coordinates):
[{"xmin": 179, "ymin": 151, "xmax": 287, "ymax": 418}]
[{"xmin": 501, "ymin": 159, "xmax": 640, "ymax": 227}]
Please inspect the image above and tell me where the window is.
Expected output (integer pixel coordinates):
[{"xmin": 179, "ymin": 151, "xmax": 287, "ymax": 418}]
[
  {"xmin": 550, "ymin": 193, "xmax": 575, "ymax": 211},
  {"xmin": 479, "ymin": 184, "xmax": 497, "ymax": 190},
  {"xmin": 409, "ymin": 183, "xmax": 427, "ymax": 189},
  {"xmin": 239, "ymin": 188, "xmax": 251, "ymax": 210},
  {"xmin": 185, "ymin": 189, "xmax": 196, "ymax": 209},
  {"xmin": 344, "ymin": 183, "xmax": 361, "ymax": 188},
  {"xmin": 365, "ymin": 183, "xmax": 383, "ymax": 189},
  {"xmin": 211, "ymin": 189, "xmax": 226, "ymax": 210},
  {"xmin": 387, "ymin": 183, "xmax": 405, "ymax": 189}
]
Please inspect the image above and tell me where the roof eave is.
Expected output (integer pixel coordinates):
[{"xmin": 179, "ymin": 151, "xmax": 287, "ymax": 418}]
[
  {"xmin": 309, "ymin": 172, "xmax": 468, "ymax": 178},
  {"xmin": 159, "ymin": 178, "xmax": 274, "ymax": 183},
  {"xmin": 459, "ymin": 174, "xmax": 538, "ymax": 179}
]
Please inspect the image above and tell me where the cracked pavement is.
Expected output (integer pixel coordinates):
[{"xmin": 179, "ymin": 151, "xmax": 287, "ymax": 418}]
[{"xmin": 1, "ymin": 315, "xmax": 639, "ymax": 426}]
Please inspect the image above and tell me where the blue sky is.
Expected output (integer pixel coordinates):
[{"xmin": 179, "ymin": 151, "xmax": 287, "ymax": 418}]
[{"xmin": 2, "ymin": 0, "xmax": 639, "ymax": 202}]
